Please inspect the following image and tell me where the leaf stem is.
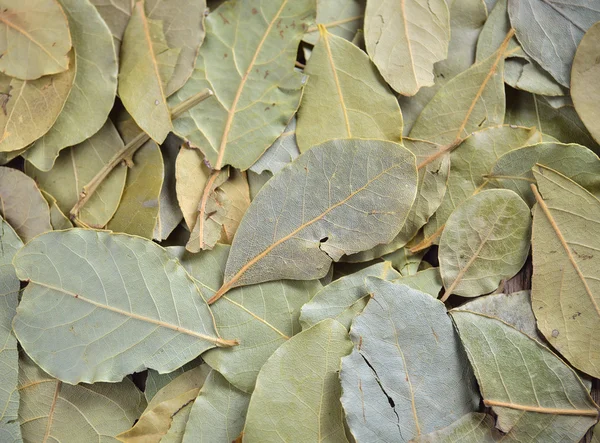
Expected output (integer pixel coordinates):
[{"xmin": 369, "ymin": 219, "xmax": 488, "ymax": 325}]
[{"xmin": 70, "ymin": 89, "xmax": 213, "ymax": 221}]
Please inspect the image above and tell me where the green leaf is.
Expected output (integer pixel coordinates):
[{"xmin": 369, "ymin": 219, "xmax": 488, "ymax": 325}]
[
  {"xmin": 302, "ymin": 0, "xmax": 364, "ymax": 46},
  {"xmin": 0, "ymin": 166, "xmax": 52, "ymax": 242},
  {"xmin": 489, "ymin": 142, "xmax": 600, "ymax": 206},
  {"xmin": 412, "ymin": 413, "xmax": 500, "ymax": 443},
  {"xmin": 476, "ymin": 0, "xmax": 566, "ymax": 97},
  {"xmin": 213, "ymin": 139, "xmax": 417, "ymax": 300},
  {"xmin": 107, "ymin": 139, "xmax": 164, "ymax": 239},
  {"xmin": 23, "ymin": 0, "xmax": 118, "ymax": 171},
  {"xmin": 439, "ymin": 189, "xmax": 531, "ymax": 299},
  {"xmin": 18, "ymin": 353, "xmax": 146, "ymax": 442},
  {"xmin": 423, "ymin": 125, "xmax": 539, "ymax": 243},
  {"xmin": 530, "ymin": 165, "xmax": 600, "ymax": 378},
  {"xmin": 0, "ymin": 0, "xmax": 71, "ymax": 80},
  {"xmin": 300, "ymin": 262, "xmax": 401, "ymax": 330},
  {"xmin": 409, "ymin": 38, "xmax": 508, "ymax": 146},
  {"xmin": 144, "ymin": 358, "xmax": 203, "ymax": 402},
  {"xmin": 395, "ymin": 267, "xmax": 443, "ymax": 297},
  {"xmin": 25, "ymin": 119, "xmax": 127, "ymax": 229},
  {"xmin": 181, "ymin": 370, "xmax": 250, "ymax": 443},
  {"xmin": 0, "ymin": 218, "xmax": 22, "ymax": 439},
  {"xmin": 118, "ymin": 0, "xmax": 179, "ymax": 143},
  {"xmin": 0, "ymin": 54, "xmax": 75, "ymax": 153},
  {"xmin": 296, "ymin": 28, "xmax": 402, "ymax": 152},
  {"xmin": 171, "ymin": 244, "xmax": 322, "ymax": 393},
  {"xmin": 249, "ymin": 117, "xmax": 299, "ymax": 175},
  {"xmin": 168, "ymin": 0, "xmax": 315, "ymax": 170},
  {"xmin": 90, "ymin": 0, "xmax": 132, "ymax": 54},
  {"xmin": 117, "ymin": 365, "xmax": 211, "ymax": 443},
  {"xmin": 13, "ymin": 229, "xmax": 235, "ymax": 384},
  {"xmin": 340, "ymin": 278, "xmax": 479, "ymax": 442},
  {"xmin": 508, "ymin": 0, "xmax": 600, "ymax": 87},
  {"xmin": 505, "ymin": 88, "xmax": 600, "ymax": 153},
  {"xmin": 364, "ymin": 0, "xmax": 450, "ymax": 96},
  {"xmin": 450, "ymin": 311, "xmax": 599, "ymax": 441},
  {"xmin": 398, "ymin": 0, "xmax": 488, "ymax": 133},
  {"xmin": 243, "ymin": 319, "xmax": 353, "ymax": 443},
  {"xmin": 572, "ymin": 21, "xmax": 600, "ymax": 146}
]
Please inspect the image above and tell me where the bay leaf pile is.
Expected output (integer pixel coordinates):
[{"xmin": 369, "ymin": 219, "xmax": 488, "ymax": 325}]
[{"xmin": 1, "ymin": 0, "xmax": 600, "ymax": 442}]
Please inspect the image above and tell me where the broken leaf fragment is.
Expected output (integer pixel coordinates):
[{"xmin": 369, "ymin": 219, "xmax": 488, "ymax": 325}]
[
  {"xmin": 0, "ymin": 0, "xmax": 72, "ymax": 80},
  {"xmin": 214, "ymin": 138, "xmax": 417, "ymax": 300},
  {"xmin": 13, "ymin": 229, "xmax": 234, "ymax": 384},
  {"xmin": 340, "ymin": 278, "xmax": 479, "ymax": 442}
]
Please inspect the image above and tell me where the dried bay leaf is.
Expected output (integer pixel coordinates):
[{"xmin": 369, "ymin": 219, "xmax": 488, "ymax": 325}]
[
  {"xmin": 451, "ymin": 311, "xmax": 599, "ymax": 441},
  {"xmin": 399, "ymin": 0, "xmax": 488, "ymax": 133},
  {"xmin": 439, "ymin": 189, "xmax": 531, "ymax": 300},
  {"xmin": 0, "ymin": 166, "xmax": 52, "ymax": 242},
  {"xmin": 0, "ymin": 0, "xmax": 71, "ymax": 80},
  {"xmin": 90, "ymin": 0, "xmax": 132, "ymax": 54},
  {"xmin": 476, "ymin": 0, "xmax": 565, "ymax": 97},
  {"xmin": 213, "ymin": 139, "xmax": 418, "ymax": 300},
  {"xmin": 302, "ymin": 0, "xmax": 364, "ymax": 46},
  {"xmin": 296, "ymin": 27, "xmax": 402, "ymax": 152},
  {"xmin": 300, "ymin": 262, "xmax": 401, "ymax": 330},
  {"xmin": 145, "ymin": 0, "xmax": 206, "ymax": 96},
  {"xmin": 154, "ymin": 134, "xmax": 184, "ymax": 241},
  {"xmin": 24, "ymin": 0, "xmax": 118, "ymax": 171},
  {"xmin": 144, "ymin": 358, "xmax": 203, "ymax": 402},
  {"xmin": 118, "ymin": 0, "xmax": 179, "ymax": 143},
  {"xmin": 176, "ymin": 146, "xmax": 212, "ymax": 230},
  {"xmin": 0, "ymin": 53, "xmax": 75, "ymax": 153},
  {"xmin": 25, "ymin": 119, "xmax": 127, "ymax": 229},
  {"xmin": 117, "ymin": 365, "xmax": 211, "ymax": 443},
  {"xmin": 508, "ymin": 0, "xmax": 600, "ymax": 87},
  {"xmin": 18, "ymin": 353, "xmax": 146, "ymax": 443},
  {"xmin": 572, "ymin": 22, "xmax": 600, "ymax": 145},
  {"xmin": 340, "ymin": 278, "xmax": 479, "ymax": 442},
  {"xmin": 249, "ymin": 117, "xmax": 299, "ymax": 175},
  {"xmin": 409, "ymin": 38, "xmax": 508, "ymax": 146},
  {"xmin": 182, "ymin": 370, "xmax": 250, "ymax": 443},
  {"xmin": 243, "ymin": 319, "xmax": 352, "ymax": 442},
  {"xmin": 0, "ymin": 219, "xmax": 22, "ymax": 440},
  {"xmin": 423, "ymin": 125, "xmax": 539, "ymax": 244},
  {"xmin": 530, "ymin": 165, "xmax": 600, "ymax": 378},
  {"xmin": 505, "ymin": 87, "xmax": 599, "ymax": 152},
  {"xmin": 364, "ymin": 0, "xmax": 450, "ymax": 96},
  {"xmin": 107, "ymin": 139, "xmax": 164, "ymax": 239},
  {"xmin": 13, "ymin": 229, "xmax": 235, "ymax": 384},
  {"xmin": 41, "ymin": 191, "xmax": 72, "ymax": 230},
  {"xmin": 489, "ymin": 142, "xmax": 600, "ymax": 206},
  {"xmin": 412, "ymin": 413, "xmax": 500, "ymax": 442},
  {"xmin": 168, "ymin": 0, "xmax": 315, "ymax": 170},
  {"xmin": 171, "ymin": 245, "xmax": 322, "ymax": 393}
]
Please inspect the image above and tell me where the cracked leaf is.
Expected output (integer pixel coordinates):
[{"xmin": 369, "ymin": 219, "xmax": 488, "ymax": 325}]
[
  {"xmin": 302, "ymin": 0, "xmax": 364, "ymax": 46},
  {"xmin": 340, "ymin": 278, "xmax": 479, "ymax": 442},
  {"xmin": 249, "ymin": 117, "xmax": 299, "ymax": 175}
]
